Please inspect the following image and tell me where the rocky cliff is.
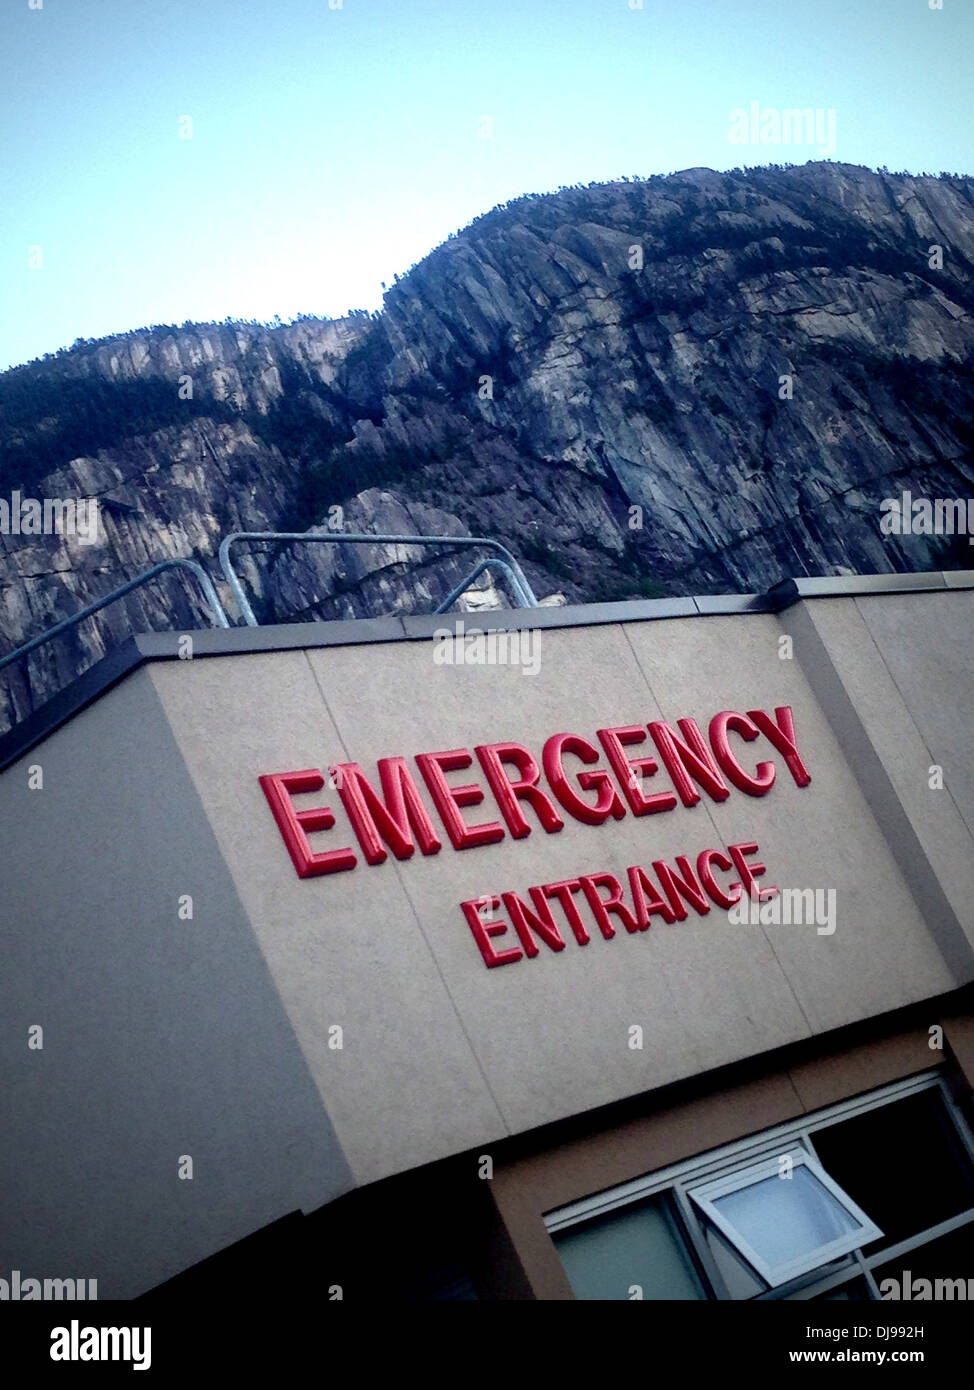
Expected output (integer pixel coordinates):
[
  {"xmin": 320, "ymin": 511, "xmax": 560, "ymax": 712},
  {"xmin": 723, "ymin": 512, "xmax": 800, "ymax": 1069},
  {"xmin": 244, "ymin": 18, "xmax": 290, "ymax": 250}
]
[{"xmin": 2, "ymin": 161, "xmax": 973, "ymax": 733}]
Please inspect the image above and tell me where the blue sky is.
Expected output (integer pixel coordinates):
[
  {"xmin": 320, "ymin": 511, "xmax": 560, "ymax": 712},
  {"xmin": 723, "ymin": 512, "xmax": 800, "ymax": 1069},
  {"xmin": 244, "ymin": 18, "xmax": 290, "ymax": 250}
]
[{"xmin": 1, "ymin": 0, "xmax": 971, "ymax": 371}]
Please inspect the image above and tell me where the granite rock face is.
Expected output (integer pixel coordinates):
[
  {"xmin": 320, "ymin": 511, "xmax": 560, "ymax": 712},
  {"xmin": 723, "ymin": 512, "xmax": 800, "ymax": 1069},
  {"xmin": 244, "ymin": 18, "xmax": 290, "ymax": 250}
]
[{"xmin": 2, "ymin": 162, "xmax": 973, "ymax": 732}]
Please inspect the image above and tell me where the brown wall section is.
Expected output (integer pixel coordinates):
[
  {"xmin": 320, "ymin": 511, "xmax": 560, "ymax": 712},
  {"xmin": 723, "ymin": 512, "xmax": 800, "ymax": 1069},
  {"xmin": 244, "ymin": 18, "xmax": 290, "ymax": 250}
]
[{"xmin": 943, "ymin": 1014, "xmax": 974, "ymax": 1091}]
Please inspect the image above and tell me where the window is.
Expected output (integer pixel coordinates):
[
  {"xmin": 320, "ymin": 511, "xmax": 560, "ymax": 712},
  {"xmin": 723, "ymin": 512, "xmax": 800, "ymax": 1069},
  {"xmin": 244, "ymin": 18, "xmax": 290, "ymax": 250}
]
[
  {"xmin": 546, "ymin": 1073, "xmax": 974, "ymax": 1300},
  {"xmin": 811, "ymin": 1086, "xmax": 974, "ymax": 1254},
  {"xmin": 553, "ymin": 1194, "xmax": 707, "ymax": 1301},
  {"xmin": 687, "ymin": 1148, "xmax": 881, "ymax": 1287},
  {"xmin": 873, "ymin": 1223, "xmax": 974, "ymax": 1298}
]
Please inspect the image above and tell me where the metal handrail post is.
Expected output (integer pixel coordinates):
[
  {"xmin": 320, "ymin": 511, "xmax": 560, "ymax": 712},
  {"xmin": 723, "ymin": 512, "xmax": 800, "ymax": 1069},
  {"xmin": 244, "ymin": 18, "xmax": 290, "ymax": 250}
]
[
  {"xmin": 218, "ymin": 531, "xmax": 539, "ymax": 627},
  {"xmin": 432, "ymin": 558, "xmax": 529, "ymax": 614},
  {"xmin": 0, "ymin": 558, "xmax": 231, "ymax": 675}
]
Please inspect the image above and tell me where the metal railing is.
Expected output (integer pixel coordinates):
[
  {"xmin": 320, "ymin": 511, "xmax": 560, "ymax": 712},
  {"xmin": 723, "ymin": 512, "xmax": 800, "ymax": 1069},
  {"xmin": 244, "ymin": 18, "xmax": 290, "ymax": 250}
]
[
  {"xmin": 218, "ymin": 530, "xmax": 539, "ymax": 626},
  {"xmin": 0, "ymin": 558, "xmax": 230, "ymax": 675},
  {"xmin": 0, "ymin": 530, "xmax": 537, "ymax": 688},
  {"xmin": 432, "ymin": 558, "xmax": 532, "ymax": 614}
]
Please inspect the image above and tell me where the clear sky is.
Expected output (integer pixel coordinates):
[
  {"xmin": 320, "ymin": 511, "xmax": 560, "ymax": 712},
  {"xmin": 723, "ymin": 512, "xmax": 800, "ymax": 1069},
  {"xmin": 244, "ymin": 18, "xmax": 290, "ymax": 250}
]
[{"xmin": 1, "ymin": 0, "xmax": 971, "ymax": 371}]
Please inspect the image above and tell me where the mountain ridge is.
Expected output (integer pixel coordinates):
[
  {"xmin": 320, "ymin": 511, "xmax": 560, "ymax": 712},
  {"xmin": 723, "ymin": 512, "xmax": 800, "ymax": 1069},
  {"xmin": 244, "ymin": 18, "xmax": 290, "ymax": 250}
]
[{"xmin": 2, "ymin": 160, "xmax": 973, "ymax": 734}]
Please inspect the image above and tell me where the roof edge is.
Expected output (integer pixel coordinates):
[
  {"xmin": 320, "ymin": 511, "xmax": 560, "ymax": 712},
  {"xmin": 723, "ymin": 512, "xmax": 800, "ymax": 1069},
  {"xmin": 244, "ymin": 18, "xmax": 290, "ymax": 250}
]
[{"xmin": 2, "ymin": 569, "xmax": 972, "ymax": 773}]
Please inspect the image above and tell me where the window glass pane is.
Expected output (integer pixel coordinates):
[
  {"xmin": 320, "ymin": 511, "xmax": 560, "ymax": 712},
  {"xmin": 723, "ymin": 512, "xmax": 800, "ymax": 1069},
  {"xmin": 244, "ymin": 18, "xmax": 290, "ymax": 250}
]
[
  {"xmin": 763, "ymin": 1253, "xmax": 856, "ymax": 1300},
  {"xmin": 873, "ymin": 1221, "xmax": 974, "ymax": 1299},
  {"xmin": 704, "ymin": 1223, "xmax": 765, "ymax": 1299},
  {"xmin": 814, "ymin": 1278, "xmax": 870, "ymax": 1301},
  {"xmin": 811, "ymin": 1089, "xmax": 974, "ymax": 1254},
  {"xmin": 554, "ymin": 1196, "xmax": 707, "ymax": 1301},
  {"xmin": 712, "ymin": 1165, "xmax": 861, "ymax": 1269}
]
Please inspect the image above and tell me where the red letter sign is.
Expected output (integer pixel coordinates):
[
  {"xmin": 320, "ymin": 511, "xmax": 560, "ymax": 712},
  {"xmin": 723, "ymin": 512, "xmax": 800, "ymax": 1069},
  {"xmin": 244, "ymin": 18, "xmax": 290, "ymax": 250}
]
[{"xmin": 259, "ymin": 770, "xmax": 356, "ymax": 878}]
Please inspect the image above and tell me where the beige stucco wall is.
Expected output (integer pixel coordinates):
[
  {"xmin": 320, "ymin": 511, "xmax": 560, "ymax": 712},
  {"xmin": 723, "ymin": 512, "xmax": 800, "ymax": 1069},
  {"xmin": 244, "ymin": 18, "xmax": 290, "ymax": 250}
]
[
  {"xmin": 784, "ymin": 591, "xmax": 974, "ymax": 976},
  {"xmin": 143, "ymin": 595, "xmax": 973, "ymax": 1183},
  {"xmin": 0, "ymin": 669, "xmax": 354, "ymax": 1298}
]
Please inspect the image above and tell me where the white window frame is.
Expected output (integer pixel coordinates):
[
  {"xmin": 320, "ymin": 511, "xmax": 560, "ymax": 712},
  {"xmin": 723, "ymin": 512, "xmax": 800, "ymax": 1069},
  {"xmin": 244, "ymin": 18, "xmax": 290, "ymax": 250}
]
[
  {"xmin": 545, "ymin": 1071, "xmax": 974, "ymax": 1301},
  {"xmin": 687, "ymin": 1145, "xmax": 883, "ymax": 1288},
  {"xmin": 546, "ymin": 1072, "xmax": 948, "ymax": 1233}
]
